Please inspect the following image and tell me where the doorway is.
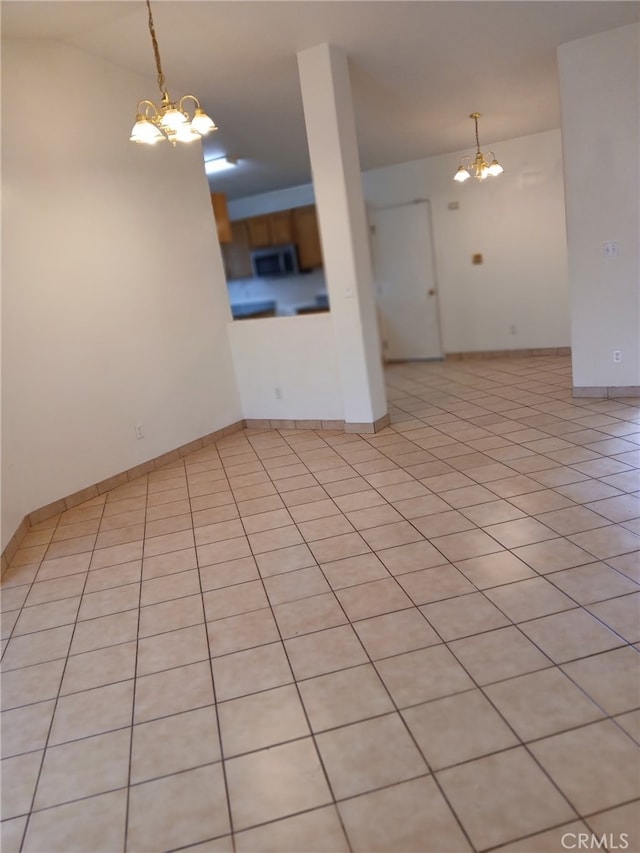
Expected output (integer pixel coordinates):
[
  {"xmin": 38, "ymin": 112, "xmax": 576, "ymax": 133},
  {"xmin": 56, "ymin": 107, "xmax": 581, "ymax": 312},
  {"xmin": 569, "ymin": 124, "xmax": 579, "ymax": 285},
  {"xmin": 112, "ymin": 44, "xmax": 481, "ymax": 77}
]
[{"xmin": 371, "ymin": 200, "xmax": 443, "ymax": 361}]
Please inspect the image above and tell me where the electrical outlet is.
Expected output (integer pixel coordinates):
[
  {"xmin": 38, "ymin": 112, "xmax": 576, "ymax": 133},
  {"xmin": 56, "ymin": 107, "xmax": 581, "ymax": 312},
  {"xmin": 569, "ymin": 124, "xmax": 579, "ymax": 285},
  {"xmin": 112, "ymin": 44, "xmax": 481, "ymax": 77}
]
[
  {"xmin": 275, "ymin": 387, "xmax": 283, "ymax": 400},
  {"xmin": 135, "ymin": 424, "xmax": 144, "ymax": 439},
  {"xmin": 603, "ymin": 241, "xmax": 619, "ymax": 258},
  {"xmin": 509, "ymin": 324, "xmax": 517, "ymax": 335},
  {"xmin": 613, "ymin": 350, "xmax": 622, "ymax": 364}
]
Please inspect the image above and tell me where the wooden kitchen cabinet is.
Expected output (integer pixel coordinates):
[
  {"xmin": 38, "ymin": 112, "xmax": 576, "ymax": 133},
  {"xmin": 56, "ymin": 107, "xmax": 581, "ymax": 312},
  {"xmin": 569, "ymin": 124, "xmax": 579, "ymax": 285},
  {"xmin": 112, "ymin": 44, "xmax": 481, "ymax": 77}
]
[
  {"xmin": 210, "ymin": 192, "xmax": 232, "ymax": 244},
  {"xmin": 221, "ymin": 221, "xmax": 252, "ymax": 279},
  {"xmin": 293, "ymin": 205, "xmax": 323, "ymax": 269},
  {"xmin": 246, "ymin": 210, "xmax": 294, "ymax": 248}
]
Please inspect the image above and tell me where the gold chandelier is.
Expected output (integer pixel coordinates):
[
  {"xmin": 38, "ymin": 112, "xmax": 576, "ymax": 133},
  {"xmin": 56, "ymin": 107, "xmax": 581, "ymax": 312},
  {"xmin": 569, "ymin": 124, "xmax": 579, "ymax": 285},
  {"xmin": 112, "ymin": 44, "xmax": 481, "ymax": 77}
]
[
  {"xmin": 130, "ymin": 0, "xmax": 217, "ymax": 145},
  {"xmin": 453, "ymin": 113, "xmax": 504, "ymax": 182}
]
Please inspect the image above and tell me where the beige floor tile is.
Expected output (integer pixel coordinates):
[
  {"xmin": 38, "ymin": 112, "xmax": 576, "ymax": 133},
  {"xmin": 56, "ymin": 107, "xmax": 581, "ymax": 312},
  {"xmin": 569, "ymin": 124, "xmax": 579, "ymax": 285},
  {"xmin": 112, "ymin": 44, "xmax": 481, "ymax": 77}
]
[
  {"xmin": 336, "ymin": 577, "xmax": 413, "ymax": 621},
  {"xmin": 411, "ymin": 509, "xmax": 477, "ymax": 537},
  {"xmin": 242, "ymin": 507, "xmax": 293, "ymax": 533},
  {"xmin": 131, "ymin": 705, "xmax": 220, "ymax": 783},
  {"xmin": 508, "ymin": 489, "xmax": 576, "ymax": 515},
  {"xmin": 248, "ymin": 524, "xmax": 304, "ymax": 554},
  {"xmin": 287, "ymin": 499, "xmax": 339, "ymax": 524},
  {"xmin": 136, "ymin": 623, "xmax": 209, "ymax": 676},
  {"xmin": 449, "ymin": 626, "xmax": 551, "ymax": 685},
  {"xmin": 299, "ymin": 663, "xmax": 394, "ymax": 731},
  {"xmin": 614, "ymin": 709, "xmax": 640, "ymax": 742},
  {"xmin": 587, "ymin": 493, "xmax": 640, "ymax": 522},
  {"xmin": 134, "ymin": 660, "xmax": 214, "ymax": 724},
  {"xmin": 199, "ymin": 555, "xmax": 259, "ymax": 591},
  {"xmin": 430, "ymin": 528, "xmax": 504, "ymax": 561},
  {"xmin": 226, "ymin": 738, "xmax": 331, "ymax": 830},
  {"xmin": 1, "ymin": 816, "xmax": 27, "ymax": 853},
  {"xmin": 316, "ymin": 712, "xmax": 428, "ymax": 799},
  {"xmin": 138, "ymin": 593, "xmax": 204, "ymax": 638},
  {"xmin": 569, "ymin": 525, "xmax": 640, "ymax": 560},
  {"xmin": 344, "ymin": 505, "xmax": 405, "ymax": 532},
  {"xmin": 549, "ymin": 561, "xmax": 639, "ymax": 604},
  {"xmin": 391, "ymin": 494, "xmax": 451, "ymax": 519},
  {"xmin": 49, "ymin": 680, "xmax": 134, "ymax": 745},
  {"xmin": 519, "ymin": 608, "xmax": 624, "ymax": 663},
  {"xmin": 484, "ymin": 667, "xmax": 604, "ymax": 741},
  {"xmin": 399, "ymin": 564, "xmax": 476, "ymax": 605},
  {"xmin": 353, "ymin": 608, "xmax": 441, "ymax": 660},
  {"xmin": 61, "ymin": 641, "xmax": 136, "ymax": 695},
  {"xmin": 140, "ymin": 568, "xmax": 201, "ymax": 606},
  {"xmin": 194, "ymin": 519, "xmax": 245, "ymax": 547},
  {"xmin": 536, "ymin": 505, "xmax": 612, "ymax": 535},
  {"xmin": 587, "ymin": 592, "xmax": 640, "ymax": 642},
  {"xmin": 402, "ymin": 689, "xmax": 518, "ymax": 769},
  {"xmin": 308, "ymin": 531, "xmax": 370, "ymax": 563},
  {"xmin": 202, "ymin": 579, "xmax": 269, "ymax": 622},
  {"xmin": 297, "ymin": 514, "xmax": 354, "ymax": 541},
  {"xmin": 23, "ymin": 789, "xmax": 127, "ymax": 853},
  {"xmin": 196, "ymin": 536, "xmax": 252, "ymax": 568},
  {"xmin": 13, "ymin": 598, "xmax": 80, "ymax": 636},
  {"xmin": 484, "ymin": 517, "xmax": 558, "ymax": 548},
  {"xmin": 34, "ymin": 553, "xmax": 91, "ymax": 581},
  {"xmin": 454, "ymin": 551, "xmax": 536, "ymax": 588},
  {"xmin": 217, "ymin": 684, "xmax": 309, "ymax": 757},
  {"xmin": 606, "ymin": 552, "xmax": 640, "ymax": 583},
  {"xmin": 211, "ymin": 641, "xmax": 292, "ymax": 701},
  {"xmin": 2, "ymin": 624, "xmax": 74, "ymax": 671},
  {"xmin": 513, "ymin": 538, "xmax": 597, "ymax": 573},
  {"xmin": 437, "ymin": 746, "xmax": 576, "ymax": 850},
  {"xmin": 586, "ymin": 802, "xmax": 640, "ymax": 853},
  {"xmin": 83, "ymin": 560, "xmax": 141, "ymax": 592},
  {"xmin": 235, "ymin": 805, "xmax": 349, "ymax": 853},
  {"xmin": 484, "ymin": 576, "xmax": 577, "ymax": 622},
  {"xmin": 338, "ymin": 776, "xmax": 471, "ymax": 853},
  {"xmin": 90, "ymin": 540, "xmax": 143, "ymax": 571},
  {"xmin": 25, "ymin": 573, "xmax": 85, "ymax": 606},
  {"xmin": 375, "ymin": 645, "xmax": 474, "ymax": 707},
  {"xmin": 492, "ymin": 820, "xmax": 591, "ymax": 852},
  {"xmin": 207, "ymin": 607, "xmax": 280, "ymax": 657},
  {"xmin": 530, "ymin": 720, "xmax": 640, "ymax": 814},
  {"xmin": 320, "ymin": 552, "xmax": 389, "ymax": 589},
  {"xmin": 1, "ymin": 750, "xmax": 43, "ymax": 819},
  {"xmin": 273, "ymin": 592, "xmax": 347, "ymax": 638},
  {"xmin": 285, "ymin": 624, "xmax": 368, "ymax": 679},
  {"xmin": 561, "ymin": 646, "xmax": 640, "ymax": 715},
  {"xmin": 70, "ymin": 610, "xmax": 137, "ymax": 655},
  {"xmin": 378, "ymin": 540, "xmax": 451, "ymax": 574},
  {"xmin": 360, "ymin": 520, "xmax": 424, "ymax": 551},
  {"xmin": 127, "ymin": 763, "xmax": 229, "ymax": 851},
  {"xmin": 332, "ymin": 489, "xmax": 386, "ymax": 512},
  {"xmin": 421, "ymin": 592, "xmax": 511, "ymax": 640},
  {"xmin": 1, "ymin": 659, "xmax": 65, "ymax": 711},
  {"xmin": 77, "ymin": 582, "xmax": 139, "ymax": 621},
  {"xmin": 141, "ymin": 546, "xmax": 197, "ymax": 579},
  {"xmin": 254, "ymin": 542, "xmax": 316, "ymax": 577},
  {"xmin": 34, "ymin": 728, "xmax": 130, "ymax": 809},
  {"xmin": 264, "ymin": 565, "xmax": 331, "ymax": 605},
  {"xmin": 1, "ymin": 700, "xmax": 55, "ymax": 758}
]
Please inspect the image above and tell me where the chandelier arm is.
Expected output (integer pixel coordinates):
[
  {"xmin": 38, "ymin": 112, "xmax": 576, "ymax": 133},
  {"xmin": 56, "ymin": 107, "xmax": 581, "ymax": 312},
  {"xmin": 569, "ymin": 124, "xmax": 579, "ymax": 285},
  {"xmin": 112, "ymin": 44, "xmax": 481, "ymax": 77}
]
[
  {"xmin": 146, "ymin": 0, "xmax": 168, "ymax": 97},
  {"xmin": 137, "ymin": 99, "xmax": 160, "ymax": 119}
]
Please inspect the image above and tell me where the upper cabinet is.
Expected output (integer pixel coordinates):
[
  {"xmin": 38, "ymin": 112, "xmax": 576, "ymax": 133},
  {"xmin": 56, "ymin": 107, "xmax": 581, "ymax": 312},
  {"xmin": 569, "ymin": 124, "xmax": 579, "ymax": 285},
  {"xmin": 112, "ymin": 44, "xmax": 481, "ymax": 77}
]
[
  {"xmin": 293, "ymin": 205, "xmax": 323, "ymax": 270},
  {"xmin": 221, "ymin": 221, "xmax": 252, "ymax": 280},
  {"xmin": 210, "ymin": 193, "xmax": 232, "ymax": 244},
  {"xmin": 246, "ymin": 210, "xmax": 294, "ymax": 248},
  {"xmin": 221, "ymin": 205, "xmax": 323, "ymax": 279}
]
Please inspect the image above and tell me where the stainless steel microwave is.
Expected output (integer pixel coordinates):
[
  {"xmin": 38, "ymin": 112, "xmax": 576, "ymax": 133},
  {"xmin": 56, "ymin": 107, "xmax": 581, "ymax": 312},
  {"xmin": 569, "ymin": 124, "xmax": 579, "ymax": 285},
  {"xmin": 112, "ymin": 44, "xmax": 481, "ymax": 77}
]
[{"xmin": 250, "ymin": 244, "xmax": 300, "ymax": 278}]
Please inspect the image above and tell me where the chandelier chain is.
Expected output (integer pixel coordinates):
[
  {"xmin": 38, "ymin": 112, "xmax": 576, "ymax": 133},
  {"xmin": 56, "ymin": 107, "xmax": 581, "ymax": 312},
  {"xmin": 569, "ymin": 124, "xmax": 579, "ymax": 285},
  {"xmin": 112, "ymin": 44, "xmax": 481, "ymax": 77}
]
[
  {"xmin": 474, "ymin": 115, "xmax": 481, "ymax": 153},
  {"xmin": 146, "ymin": 0, "xmax": 167, "ymax": 96}
]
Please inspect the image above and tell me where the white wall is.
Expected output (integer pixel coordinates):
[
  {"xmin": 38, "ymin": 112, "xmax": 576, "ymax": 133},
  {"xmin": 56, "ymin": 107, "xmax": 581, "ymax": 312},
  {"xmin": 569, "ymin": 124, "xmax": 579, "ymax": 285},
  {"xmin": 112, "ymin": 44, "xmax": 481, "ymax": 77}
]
[
  {"xmin": 228, "ymin": 129, "xmax": 570, "ymax": 356},
  {"xmin": 228, "ymin": 315, "xmax": 342, "ymax": 420},
  {"xmin": 558, "ymin": 23, "xmax": 640, "ymax": 390},
  {"xmin": 1, "ymin": 39, "xmax": 242, "ymax": 548},
  {"xmin": 363, "ymin": 129, "xmax": 570, "ymax": 354}
]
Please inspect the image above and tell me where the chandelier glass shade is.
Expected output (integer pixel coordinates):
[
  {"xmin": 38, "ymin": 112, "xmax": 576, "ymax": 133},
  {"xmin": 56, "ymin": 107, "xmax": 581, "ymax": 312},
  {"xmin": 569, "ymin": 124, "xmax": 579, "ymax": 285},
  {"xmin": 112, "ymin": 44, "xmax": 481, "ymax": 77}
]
[
  {"xmin": 453, "ymin": 113, "xmax": 504, "ymax": 182},
  {"xmin": 130, "ymin": 0, "xmax": 217, "ymax": 145}
]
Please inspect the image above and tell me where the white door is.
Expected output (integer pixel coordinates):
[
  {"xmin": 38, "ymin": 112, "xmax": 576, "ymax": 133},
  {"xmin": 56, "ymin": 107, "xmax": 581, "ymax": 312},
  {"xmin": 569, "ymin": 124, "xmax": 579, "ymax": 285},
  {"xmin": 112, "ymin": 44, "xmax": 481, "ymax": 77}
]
[{"xmin": 372, "ymin": 200, "xmax": 443, "ymax": 360}]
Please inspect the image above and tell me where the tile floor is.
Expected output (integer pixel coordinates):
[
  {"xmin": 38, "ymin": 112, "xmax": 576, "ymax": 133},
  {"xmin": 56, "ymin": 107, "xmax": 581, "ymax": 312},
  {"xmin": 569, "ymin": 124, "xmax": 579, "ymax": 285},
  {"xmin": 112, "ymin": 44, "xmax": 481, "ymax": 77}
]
[{"xmin": 1, "ymin": 355, "xmax": 639, "ymax": 852}]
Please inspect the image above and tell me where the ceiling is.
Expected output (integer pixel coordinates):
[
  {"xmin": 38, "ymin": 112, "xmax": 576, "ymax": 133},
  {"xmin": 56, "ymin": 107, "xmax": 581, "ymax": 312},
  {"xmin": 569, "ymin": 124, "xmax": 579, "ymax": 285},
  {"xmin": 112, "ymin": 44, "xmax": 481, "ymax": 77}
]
[{"xmin": 3, "ymin": 1, "xmax": 638, "ymax": 199}]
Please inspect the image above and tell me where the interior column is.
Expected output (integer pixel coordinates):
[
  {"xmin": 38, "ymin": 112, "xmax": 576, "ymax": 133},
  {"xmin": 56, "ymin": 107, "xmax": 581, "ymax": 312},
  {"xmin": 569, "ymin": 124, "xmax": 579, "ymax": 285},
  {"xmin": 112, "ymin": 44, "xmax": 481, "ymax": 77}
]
[{"xmin": 297, "ymin": 43, "xmax": 388, "ymax": 430}]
